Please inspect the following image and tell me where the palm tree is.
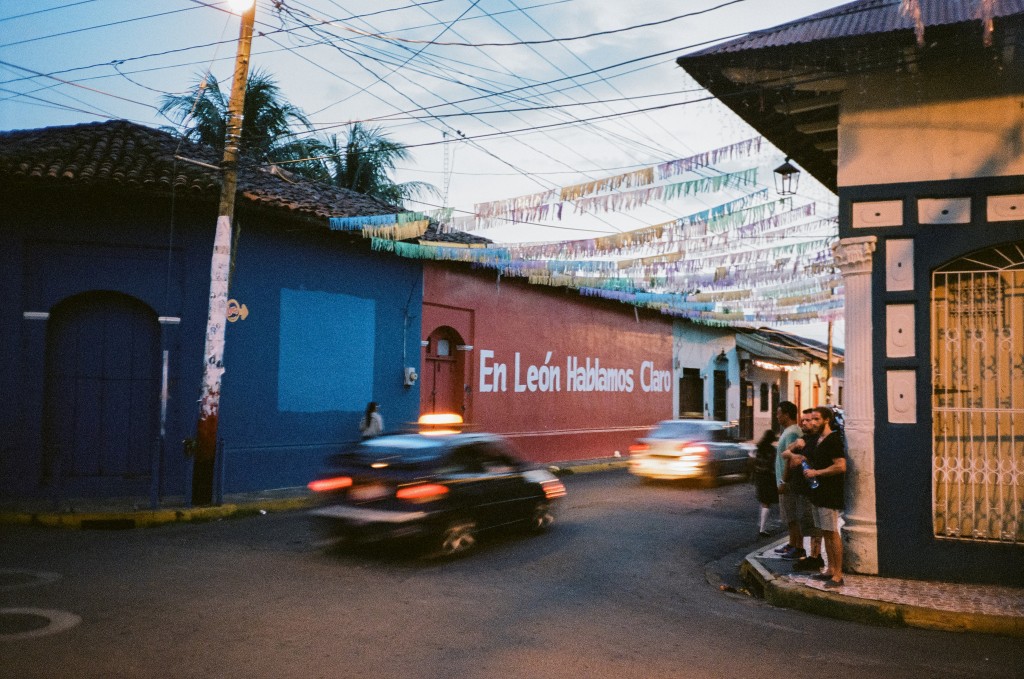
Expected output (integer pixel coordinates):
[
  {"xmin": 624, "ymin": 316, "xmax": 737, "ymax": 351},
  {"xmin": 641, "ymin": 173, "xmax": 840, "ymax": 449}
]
[
  {"xmin": 158, "ymin": 69, "xmax": 313, "ymax": 161},
  {"xmin": 160, "ymin": 72, "xmax": 434, "ymax": 205},
  {"xmin": 303, "ymin": 124, "xmax": 437, "ymax": 205}
]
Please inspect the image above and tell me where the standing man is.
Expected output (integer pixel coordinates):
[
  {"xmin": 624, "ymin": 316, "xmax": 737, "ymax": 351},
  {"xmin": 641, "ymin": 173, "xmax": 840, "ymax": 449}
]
[
  {"xmin": 773, "ymin": 401, "xmax": 804, "ymax": 559},
  {"xmin": 798, "ymin": 406, "xmax": 847, "ymax": 588}
]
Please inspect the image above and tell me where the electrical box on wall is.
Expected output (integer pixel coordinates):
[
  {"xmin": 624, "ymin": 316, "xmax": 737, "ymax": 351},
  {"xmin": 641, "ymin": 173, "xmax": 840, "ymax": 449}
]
[{"xmin": 404, "ymin": 367, "xmax": 418, "ymax": 386}]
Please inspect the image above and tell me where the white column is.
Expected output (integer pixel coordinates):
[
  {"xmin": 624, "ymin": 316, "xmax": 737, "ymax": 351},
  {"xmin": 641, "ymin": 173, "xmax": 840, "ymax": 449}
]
[{"xmin": 832, "ymin": 236, "xmax": 879, "ymax": 575}]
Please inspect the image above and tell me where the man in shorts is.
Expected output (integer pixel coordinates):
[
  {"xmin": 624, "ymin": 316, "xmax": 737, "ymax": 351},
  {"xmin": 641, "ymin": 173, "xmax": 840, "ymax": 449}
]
[
  {"xmin": 779, "ymin": 409, "xmax": 824, "ymax": 568},
  {"xmin": 794, "ymin": 406, "xmax": 847, "ymax": 588},
  {"xmin": 773, "ymin": 401, "xmax": 805, "ymax": 559}
]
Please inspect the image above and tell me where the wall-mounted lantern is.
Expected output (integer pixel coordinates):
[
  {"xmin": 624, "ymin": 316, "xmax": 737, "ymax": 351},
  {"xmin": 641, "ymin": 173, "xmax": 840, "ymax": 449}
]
[{"xmin": 773, "ymin": 157, "xmax": 801, "ymax": 196}]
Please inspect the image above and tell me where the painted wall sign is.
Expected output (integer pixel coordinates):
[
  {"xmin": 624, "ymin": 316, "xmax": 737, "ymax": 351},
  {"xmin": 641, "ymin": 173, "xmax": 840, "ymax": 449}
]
[{"xmin": 478, "ymin": 350, "xmax": 670, "ymax": 394}]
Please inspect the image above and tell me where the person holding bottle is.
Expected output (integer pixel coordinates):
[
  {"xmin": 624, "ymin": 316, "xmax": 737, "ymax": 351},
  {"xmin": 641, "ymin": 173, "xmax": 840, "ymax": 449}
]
[
  {"xmin": 799, "ymin": 406, "xmax": 847, "ymax": 588},
  {"xmin": 780, "ymin": 409, "xmax": 825, "ymax": 570}
]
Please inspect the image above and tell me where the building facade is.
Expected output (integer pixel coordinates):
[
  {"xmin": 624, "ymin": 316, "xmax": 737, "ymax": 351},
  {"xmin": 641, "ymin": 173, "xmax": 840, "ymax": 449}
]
[
  {"xmin": 422, "ymin": 262, "xmax": 675, "ymax": 462},
  {"xmin": 677, "ymin": 1, "xmax": 1024, "ymax": 585},
  {"xmin": 0, "ymin": 121, "xmax": 423, "ymax": 505}
]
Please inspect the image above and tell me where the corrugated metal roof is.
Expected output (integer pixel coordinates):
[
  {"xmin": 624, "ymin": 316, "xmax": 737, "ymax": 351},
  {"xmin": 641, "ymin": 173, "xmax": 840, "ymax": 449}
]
[
  {"xmin": 687, "ymin": 0, "xmax": 1024, "ymax": 56},
  {"xmin": 736, "ymin": 332, "xmax": 803, "ymax": 365}
]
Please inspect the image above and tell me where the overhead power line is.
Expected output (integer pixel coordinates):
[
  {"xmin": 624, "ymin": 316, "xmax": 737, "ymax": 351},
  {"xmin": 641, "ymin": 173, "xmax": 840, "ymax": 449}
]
[{"xmin": 276, "ymin": 0, "xmax": 749, "ymax": 47}]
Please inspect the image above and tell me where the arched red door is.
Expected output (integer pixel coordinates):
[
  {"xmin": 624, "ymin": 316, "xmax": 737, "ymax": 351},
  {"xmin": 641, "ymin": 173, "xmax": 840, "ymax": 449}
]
[{"xmin": 422, "ymin": 326, "xmax": 466, "ymax": 418}]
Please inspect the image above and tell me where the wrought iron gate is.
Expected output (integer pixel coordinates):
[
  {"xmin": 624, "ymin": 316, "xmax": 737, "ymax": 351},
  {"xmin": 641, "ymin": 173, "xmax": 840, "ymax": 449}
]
[{"xmin": 931, "ymin": 242, "xmax": 1024, "ymax": 543}]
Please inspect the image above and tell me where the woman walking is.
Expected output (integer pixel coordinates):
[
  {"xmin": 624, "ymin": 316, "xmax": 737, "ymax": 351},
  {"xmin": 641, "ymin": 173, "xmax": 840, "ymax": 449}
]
[
  {"xmin": 753, "ymin": 429, "xmax": 779, "ymax": 536},
  {"xmin": 359, "ymin": 401, "xmax": 383, "ymax": 438}
]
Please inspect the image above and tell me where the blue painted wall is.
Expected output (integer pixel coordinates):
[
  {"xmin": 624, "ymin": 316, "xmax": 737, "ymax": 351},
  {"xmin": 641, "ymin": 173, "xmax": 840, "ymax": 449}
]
[
  {"xmin": 0, "ymin": 192, "xmax": 422, "ymax": 501},
  {"xmin": 839, "ymin": 175, "xmax": 1023, "ymax": 586},
  {"xmin": 214, "ymin": 219, "xmax": 422, "ymax": 492}
]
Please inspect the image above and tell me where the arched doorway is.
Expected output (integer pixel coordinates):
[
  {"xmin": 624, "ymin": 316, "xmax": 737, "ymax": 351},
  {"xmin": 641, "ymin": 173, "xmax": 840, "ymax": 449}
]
[
  {"xmin": 41, "ymin": 291, "xmax": 161, "ymax": 496},
  {"xmin": 932, "ymin": 241, "xmax": 1024, "ymax": 543},
  {"xmin": 422, "ymin": 326, "xmax": 466, "ymax": 418}
]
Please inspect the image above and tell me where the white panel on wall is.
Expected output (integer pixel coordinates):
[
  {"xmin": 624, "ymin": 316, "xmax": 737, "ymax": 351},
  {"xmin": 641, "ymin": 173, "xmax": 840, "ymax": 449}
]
[
  {"xmin": 886, "ymin": 304, "xmax": 915, "ymax": 358},
  {"xmin": 918, "ymin": 197, "xmax": 971, "ymax": 224},
  {"xmin": 987, "ymin": 194, "xmax": 1024, "ymax": 222},
  {"xmin": 885, "ymin": 239, "xmax": 914, "ymax": 291},
  {"xmin": 887, "ymin": 370, "xmax": 917, "ymax": 424},
  {"xmin": 852, "ymin": 200, "xmax": 903, "ymax": 228}
]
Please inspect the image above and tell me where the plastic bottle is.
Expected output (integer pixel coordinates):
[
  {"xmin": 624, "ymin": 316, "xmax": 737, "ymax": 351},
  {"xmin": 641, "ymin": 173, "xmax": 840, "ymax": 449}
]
[{"xmin": 802, "ymin": 460, "xmax": 819, "ymax": 489}]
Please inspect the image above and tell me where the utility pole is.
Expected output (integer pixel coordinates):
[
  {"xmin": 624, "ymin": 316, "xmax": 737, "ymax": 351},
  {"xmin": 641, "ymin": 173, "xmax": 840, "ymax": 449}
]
[{"xmin": 193, "ymin": 1, "xmax": 256, "ymax": 504}]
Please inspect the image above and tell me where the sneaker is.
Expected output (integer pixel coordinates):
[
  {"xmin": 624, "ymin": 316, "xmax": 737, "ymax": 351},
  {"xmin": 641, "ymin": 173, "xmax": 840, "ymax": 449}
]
[
  {"xmin": 823, "ymin": 578, "xmax": 845, "ymax": 589},
  {"xmin": 773, "ymin": 544, "xmax": 793, "ymax": 554},
  {"xmin": 780, "ymin": 547, "xmax": 806, "ymax": 560},
  {"xmin": 792, "ymin": 555, "xmax": 825, "ymax": 572},
  {"xmin": 811, "ymin": 572, "xmax": 834, "ymax": 581}
]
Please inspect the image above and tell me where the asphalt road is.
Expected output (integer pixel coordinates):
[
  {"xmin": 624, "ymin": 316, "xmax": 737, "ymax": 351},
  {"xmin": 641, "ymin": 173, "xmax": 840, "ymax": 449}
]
[{"xmin": 1, "ymin": 470, "xmax": 1020, "ymax": 679}]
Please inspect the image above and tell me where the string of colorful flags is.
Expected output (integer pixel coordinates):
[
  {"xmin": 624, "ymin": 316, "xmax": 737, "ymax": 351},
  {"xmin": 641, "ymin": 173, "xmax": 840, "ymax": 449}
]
[{"xmin": 328, "ymin": 136, "xmax": 842, "ymax": 326}]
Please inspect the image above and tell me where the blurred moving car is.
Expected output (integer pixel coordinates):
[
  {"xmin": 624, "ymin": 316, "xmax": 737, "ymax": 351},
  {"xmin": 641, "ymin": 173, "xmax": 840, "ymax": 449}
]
[
  {"xmin": 308, "ymin": 418, "xmax": 566, "ymax": 557},
  {"xmin": 628, "ymin": 419, "xmax": 754, "ymax": 486}
]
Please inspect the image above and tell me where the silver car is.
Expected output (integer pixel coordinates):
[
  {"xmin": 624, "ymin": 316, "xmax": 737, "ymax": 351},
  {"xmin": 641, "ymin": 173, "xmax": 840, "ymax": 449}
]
[{"xmin": 628, "ymin": 420, "xmax": 754, "ymax": 486}]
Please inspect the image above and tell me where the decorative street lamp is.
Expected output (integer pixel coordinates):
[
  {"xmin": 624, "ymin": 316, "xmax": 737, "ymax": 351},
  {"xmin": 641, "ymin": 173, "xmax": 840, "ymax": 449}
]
[{"xmin": 773, "ymin": 157, "xmax": 801, "ymax": 196}]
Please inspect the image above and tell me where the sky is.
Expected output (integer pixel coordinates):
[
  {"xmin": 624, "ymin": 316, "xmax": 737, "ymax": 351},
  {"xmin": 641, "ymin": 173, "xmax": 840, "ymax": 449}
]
[{"xmin": 0, "ymin": 0, "xmax": 852, "ymax": 344}]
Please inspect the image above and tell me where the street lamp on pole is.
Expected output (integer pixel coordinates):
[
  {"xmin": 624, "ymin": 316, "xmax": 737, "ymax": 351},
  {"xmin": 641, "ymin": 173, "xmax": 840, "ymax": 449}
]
[{"xmin": 193, "ymin": 1, "xmax": 256, "ymax": 505}]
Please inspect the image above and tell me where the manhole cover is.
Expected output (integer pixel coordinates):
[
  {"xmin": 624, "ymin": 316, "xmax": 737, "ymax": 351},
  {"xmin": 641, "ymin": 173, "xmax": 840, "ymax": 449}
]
[
  {"xmin": 0, "ymin": 569, "xmax": 61, "ymax": 591},
  {"xmin": 0, "ymin": 608, "xmax": 81, "ymax": 641},
  {"xmin": 0, "ymin": 612, "xmax": 50, "ymax": 634}
]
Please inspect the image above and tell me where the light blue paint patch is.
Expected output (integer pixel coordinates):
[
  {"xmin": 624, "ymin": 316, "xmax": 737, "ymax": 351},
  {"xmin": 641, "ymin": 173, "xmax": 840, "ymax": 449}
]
[{"xmin": 278, "ymin": 289, "xmax": 374, "ymax": 412}]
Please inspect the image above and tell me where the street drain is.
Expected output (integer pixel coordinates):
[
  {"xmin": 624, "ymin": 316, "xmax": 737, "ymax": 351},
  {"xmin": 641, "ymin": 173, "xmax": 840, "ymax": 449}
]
[
  {"xmin": 0, "ymin": 569, "xmax": 61, "ymax": 591},
  {"xmin": 0, "ymin": 608, "xmax": 82, "ymax": 641}
]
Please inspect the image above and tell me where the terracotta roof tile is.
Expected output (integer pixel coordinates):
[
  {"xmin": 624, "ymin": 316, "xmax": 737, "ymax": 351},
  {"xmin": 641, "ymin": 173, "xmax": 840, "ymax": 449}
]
[{"xmin": 0, "ymin": 120, "xmax": 399, "ymax": 223}]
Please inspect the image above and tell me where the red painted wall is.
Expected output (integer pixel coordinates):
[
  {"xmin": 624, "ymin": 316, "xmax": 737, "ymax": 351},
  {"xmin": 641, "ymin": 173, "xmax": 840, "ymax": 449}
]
[{"xmin": 422, "ymin": 263, "xmax": 673, "ymax": 463}]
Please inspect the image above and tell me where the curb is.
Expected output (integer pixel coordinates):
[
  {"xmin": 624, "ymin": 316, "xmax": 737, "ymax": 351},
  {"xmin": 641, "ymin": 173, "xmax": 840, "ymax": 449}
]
[
  {"xmin": 549, "ymin": 458, "xmax": 629, "ymax": 475},
  {"xmin": 0, "ymin": 496, "xmax": 317, "ymax": 530},
  {"xmin": 741, "ymin": 548, "xmax": 1024, "ymax": 638},
  {"xmin": 0, "ymin": 458, "xmax": 626, "ymax": 529}
]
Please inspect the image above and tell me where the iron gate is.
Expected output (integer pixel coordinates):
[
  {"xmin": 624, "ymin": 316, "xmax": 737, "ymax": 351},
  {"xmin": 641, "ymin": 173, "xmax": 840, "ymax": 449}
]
[{"xmin": 931, "ymin": 242, "xmax": 1024, "ymax": 543}]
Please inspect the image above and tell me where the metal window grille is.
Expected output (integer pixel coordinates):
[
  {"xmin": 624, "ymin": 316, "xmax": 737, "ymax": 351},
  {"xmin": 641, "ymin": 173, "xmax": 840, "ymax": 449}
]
[{"xmin": 931, "ymin": 242, "xmax": 1024, "ymax": 544}]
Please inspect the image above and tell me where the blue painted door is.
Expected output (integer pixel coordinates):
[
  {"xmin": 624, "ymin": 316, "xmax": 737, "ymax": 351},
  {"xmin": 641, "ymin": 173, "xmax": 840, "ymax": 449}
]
[{"xmin": 42, "ymin": 292, "xmax": 161, "ymax": 494}]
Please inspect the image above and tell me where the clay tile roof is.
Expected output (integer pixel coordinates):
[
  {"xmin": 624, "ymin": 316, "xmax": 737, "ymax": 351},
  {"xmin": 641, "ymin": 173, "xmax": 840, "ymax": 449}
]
[{"xmin": 0, "ymin": 119, "xmax": 399, "ymax": 223}]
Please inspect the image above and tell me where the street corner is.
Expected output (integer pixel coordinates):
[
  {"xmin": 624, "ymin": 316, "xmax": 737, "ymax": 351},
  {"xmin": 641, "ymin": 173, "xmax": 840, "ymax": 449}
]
[{"xmin": 741, "ymin": 543, "xmax": 1024, "ymax": 638}]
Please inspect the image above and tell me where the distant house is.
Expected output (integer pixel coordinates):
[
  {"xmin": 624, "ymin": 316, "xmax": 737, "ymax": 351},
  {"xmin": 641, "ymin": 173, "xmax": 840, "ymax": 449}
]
[
  {"xmin": 0, "ymin": 120, "xmax": 424, "ymax": 505},
  {"xmin": 678, "ymin": 0, "xmax": 1023, "ymax": 586},
  {"xmin": 674, "ymin": 324, "xmax": 843, "ymax": 439}
]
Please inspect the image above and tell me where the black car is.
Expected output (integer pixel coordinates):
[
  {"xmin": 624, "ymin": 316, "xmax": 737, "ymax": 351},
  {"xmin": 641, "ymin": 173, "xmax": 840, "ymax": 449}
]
[{"xmin": 308, "ymin": 432, "xmax": 566, "ymax": 557}]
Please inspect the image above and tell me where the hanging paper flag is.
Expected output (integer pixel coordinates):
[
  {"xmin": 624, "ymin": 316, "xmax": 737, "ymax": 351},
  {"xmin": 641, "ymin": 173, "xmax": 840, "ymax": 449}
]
[
  {"xmin": 572, "ymin": 168, "xmax": 758, "ymax": 215},
  {"xmin": 329, "ymin": 212, "xmax": 427, "ymax": 231},
  {"xmin": 361, "ymin": 220, "xmax": 430, "ymax": 241},
  {"xmin": 469, "ymin": 137, "xmax": 764, "ymax": 227},
  {"xmin": 656, "ymin": 137, "xmax": 762, "ymax": 181}
]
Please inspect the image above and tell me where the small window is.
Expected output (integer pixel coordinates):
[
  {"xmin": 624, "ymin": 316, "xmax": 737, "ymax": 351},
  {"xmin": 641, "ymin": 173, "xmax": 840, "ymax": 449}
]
[
  {"xmin": 759, "ymin": 383, "xmax": 769, "ymax": 411},
  {"xmin": 436, "ymin": 339, "xmax": 451, "ymax": 357}
]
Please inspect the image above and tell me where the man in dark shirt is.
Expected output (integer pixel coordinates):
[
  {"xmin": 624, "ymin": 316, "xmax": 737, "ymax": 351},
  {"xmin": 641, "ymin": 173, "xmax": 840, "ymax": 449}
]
[{"xmin": 794, "ymin": 406, "xmax": 847, "ymax": 588}]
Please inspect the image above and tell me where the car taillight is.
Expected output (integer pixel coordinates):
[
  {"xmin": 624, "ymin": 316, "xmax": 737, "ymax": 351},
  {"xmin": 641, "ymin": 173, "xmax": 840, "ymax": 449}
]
[
  {"xmin": 307, "ymin": 476, "xmax": 353, "ymax": 493},
  {"xmin": 628, "ymin": 443, "xmax": 650, "ymax": 455},
  {"xmin": 679, "ymin": 444, "xmax": 709, "ymax": 458},
  {"xmin": 396, "ymin": 483, "xmax": 449, "ymax": 503},
  {"xmin": 541, "ymin": 479, "xmax": 567, "ymax": 500}
]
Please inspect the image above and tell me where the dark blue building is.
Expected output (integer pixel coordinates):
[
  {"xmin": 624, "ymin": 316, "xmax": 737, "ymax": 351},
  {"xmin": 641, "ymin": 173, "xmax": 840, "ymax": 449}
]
[
  {"xmin": 677, "ymin": 1, "xmax": 1024, "ymax": 586},
  {"xmin": 0, "ymin": 121, "xmax": 424, "ymax": 505}
]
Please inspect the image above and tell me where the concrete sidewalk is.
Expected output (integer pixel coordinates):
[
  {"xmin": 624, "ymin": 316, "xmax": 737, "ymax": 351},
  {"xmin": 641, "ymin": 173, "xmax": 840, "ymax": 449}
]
[
  {"xmin": 0, "ymin": 457, "xmax": 629, "ymax": 529},
  {"xmin": 741, "ymin": 539, "xmax": 1024, "ymax": 638}
]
